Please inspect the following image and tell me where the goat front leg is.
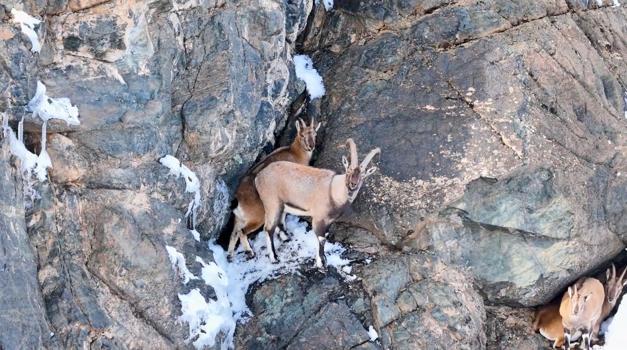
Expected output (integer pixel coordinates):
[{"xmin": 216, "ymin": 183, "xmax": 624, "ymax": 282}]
[
  {"xmin": 564, "ymin": 330, "xmax": 572, "ymax": 350},
  {"xmin": 581, "ymin": 331, "xmax": 591, "ymax": 350},
  {"xmin": 263, "ymin": 208, "xmax": 282, "ymax": 263},
  {"xmin": 312, "ymin": 220, "xmax": 328, "ymax": 269}
]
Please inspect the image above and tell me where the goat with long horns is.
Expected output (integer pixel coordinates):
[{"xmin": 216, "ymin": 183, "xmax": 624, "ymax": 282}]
[{"xmin": 254, "ymin": 138, "xmax": 380, "ymax": 268}]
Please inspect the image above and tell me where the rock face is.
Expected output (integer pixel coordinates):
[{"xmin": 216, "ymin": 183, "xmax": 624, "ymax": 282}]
[
  {"xmin": 0, "ymin": 0, "xmax": 626, "ymax": 349},
  {"xmin": 312, "ymin": 0, "xmax": 627, "ymax": 307},
  {"xmin": 1, "ymin": 0, "xmax": 310, "ymax": 348}
]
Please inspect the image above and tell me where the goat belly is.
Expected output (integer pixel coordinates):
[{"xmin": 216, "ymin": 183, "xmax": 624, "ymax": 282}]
[{"xmin": 284, "ymin": 203, "xmax": 310, "ymax": 216}]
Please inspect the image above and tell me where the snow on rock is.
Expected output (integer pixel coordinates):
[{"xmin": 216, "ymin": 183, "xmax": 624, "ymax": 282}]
[
  {"xmin": 190, "ymin": 229, "xmax": 200, "ymax": 242},
  {"xmin": 178, "ymin": 288, "xmax": 234, "ymax": 350},
  {"xmin": 167, "ymin": 215, "xmax": 355, "ymax": 349},
  {"xmin": 368, "ymin": 325, "xmax": 379, "ymax": 341},
  {"xmin": 10, "ymin": 9, "xmax": 41, "ymax": 53},
  {"xmin": 159, "ymin": 155, "xmax": 201, "ymax": 228},
  {"xmin": 602, "ymin": 295, "xmax": 627, "ymax": 350},
  {"xmin": 315, "ymin": 0, "xmax": 334, "ymax": 11},
  {"xmin": 165, "ymin": 245, "xmax": 198, "ymax": 284},
  {"xmin": 2, "ymin": 82, "xmax": 81, "ymax": 182},
  {"xmin": 294, "ymin": 55, "xmax": 326, "ymax": 99},
  {"xmin": 28, "ymin": 82, "xmax": 80, "ymax": 125}
]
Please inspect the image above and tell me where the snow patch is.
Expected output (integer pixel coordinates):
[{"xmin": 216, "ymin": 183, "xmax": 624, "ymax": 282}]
[
  {"xmin": 602, "ymin": 295, "xmax": 627, "ymax": 350},
  {"xmin": 190, "ymin": 229, "xmax": 200, "ymax": 242},
  {"xmin": 178, "ymin": 288, "xmax": 234, "ymax": 350},
  {"xmin": 315, "ymin": 0, "xmax": 334, "ymax": 11},
  {"xmin": 294, "ymin": 55, "xmax": 326, "ymax": 99},
  {"xmin": 28, "ymin": 82, "xmax": 80, "ymax": 125},
  {"xmin": 612, "ymin": 0, "xmax": 621, "ymax": 7},
  {"xmin": 160, "ymin": 155, "xmax": 201, "ymax": 228},
  {"xmin": 166, "ymin": 245, "xmax": 198, "ymax": 284},
  {"xmin": 10, "ymin": 9, "xmax": 41, "ymax": 53},
  {"xmin": 2, "ymin": 83, "xmax": 80, "ymax": 183},
  {"xmin": 368, "ymin": 325, "xmax": 379, "ymax": 341},
  {"xmin": 167, "ymin": 216, "xmax": 355, "ymax": 349}
]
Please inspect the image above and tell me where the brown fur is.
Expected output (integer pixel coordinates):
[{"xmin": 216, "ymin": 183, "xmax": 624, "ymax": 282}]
[
  {"xmin": 593, "ymin": 264, "xmax": 627, "ymax": 336},
  {"xmin": 254, "ymin": 138, "xmax": 380, "ymax": 267},
  {"xmin": 534, "ymin": 303, "xmax": 565, "ymax": 348},
  {"xmin": 560, "ymin": 278, "xmax": 605, "ymax": 350},
  {"xmin": 228, "ymin": 118, "xmax": 320, "ymax": 260}
]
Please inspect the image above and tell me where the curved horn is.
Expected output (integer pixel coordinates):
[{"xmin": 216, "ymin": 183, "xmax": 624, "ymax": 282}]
[
  {"xmin": 310, "ymin": 116, "xmax": 314, "ymax": 127},
  {"xmin": 360, "ymin": 147, "xmax": 381, "ymax": 170},
  {"xmin": 346, "ymin": 138, "xmax": 358, "ymax": 169},
  {"xmin": 619, "ymin": 266, "xmax": 627, "ymax": 284},
  {"xmin": 613, "ymin": 264, "xmax": 617, "ymax": 280},
  {"xmin": 298, "ymin": 117, "xmax": 306, "ymax": 127}
]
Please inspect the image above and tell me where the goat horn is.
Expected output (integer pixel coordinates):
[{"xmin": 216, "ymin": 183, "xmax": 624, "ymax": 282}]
[
  {"xmin": 613, "ymin": 264, "xmax": 617, "ymax": 280},
  {"xmin": 346, "ymin": 138, "xmax": 358, "ymax": 169},
  {"xmin": 620, "ymin": 266, "xmax": 627, "ymax": 284},
  {"xmin": 310, "ymin": 116, "xmax": 314, "ymax": 126},
  {"xmin": 360, "ymin": 147, "xmax": 381, "ymax": 170},
  {"xmin": 299, "ymin": 117, "xmax": 306, "ymax": 126}
]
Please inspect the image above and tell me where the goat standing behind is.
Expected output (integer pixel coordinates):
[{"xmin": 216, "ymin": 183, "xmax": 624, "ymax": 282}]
[
  {"xmin": 255, "ymin": 138, "xmax": 380, "ymax": 268},
  {"xmin": 592, "ymin": 264, "xmax": 627, "ymax": 337},
  {"xmin": 227, "ymin": 118, "xmax": 320, "ymax": 261}
]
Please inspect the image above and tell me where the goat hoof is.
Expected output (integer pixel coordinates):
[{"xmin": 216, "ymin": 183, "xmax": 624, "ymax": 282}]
[
  {"xmin": 227, "ymin": 255, "xmax": 234, "ymax": 263},
  {"xmin": 245, "ymin": 251, "xmax": 256, "ymax": 260}
]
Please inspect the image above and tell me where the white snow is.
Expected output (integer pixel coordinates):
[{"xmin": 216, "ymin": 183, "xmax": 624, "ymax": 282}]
[
  {"xmin": 612, "ymin": 0, "xmax": 621, "ymax": 7},
  {"xmin": 294, "ymin": 55, "xmax": 326, "ymax": 100},
  {"xmin": 315, "ymin": 0, "xmax": 334, "ymax": 11},
  {"xmin": 170, "ymin": 215, "xmax": 355, "ymax": 349},
  {"xmin": 602, "ymin": 295, "xmax": 627, "ymax": 350},
  {"xmin": 190, "ymin": 229, "xmax": 200, "ymax": 242},
  {"xmin": 2, "ymin": 82, "xmax": 80, "ymax": 183},
  {"xmin": 10, "ymin": 9, "xmax": 41, "ymax": 53},
  {"xmin": 166, "ymin": 245, "xmax": 198, "ymax": 284},
  {"xmin": 178, "ymin": 288, "xmax": 234, "ymax": 350},
  {"xmin": 28, "ymin": 81, "xmax": 80, "ymax": 125},
  {"xmin": 368, "ymin": 325, "xmax": 379, "ymax": 341},
  {"xmin": 160, "ymin": 155, "xmax": 202, "ymax": 228}
]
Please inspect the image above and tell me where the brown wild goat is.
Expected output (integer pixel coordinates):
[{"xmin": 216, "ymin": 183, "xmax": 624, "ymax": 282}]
[
  {"xmin": 227, "ymin": 118, "xmax": 320, "ymax": 261},
  {"xmin": 255, "ymin": 138, "xmax": 380, "ymax": 267},
  {"xmin": 534, "ymin": 302, "xmax": 566, "ymax": 349},
  {"xmin": 559, "ymin": 278, "xmax": 605, "ymax": 350},
  {"xmin": 592, "ymin": 264, "xmax": 627, "ymax": 338}
]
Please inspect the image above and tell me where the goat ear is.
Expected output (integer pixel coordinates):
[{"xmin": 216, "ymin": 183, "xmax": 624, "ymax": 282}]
[
  {"xmin": 568, "ymin": 287, "xmax": 573, "ymax": 299},
  {"xmin": 295, "ymin": 120, "xmax": 301, "ymax": 133},
  {"xmin": 342, "ymin": 156, "xmax": 349, "ymax": 171},
  {"xmin": 316, "ymin": 122, "xmax": 321, "ymax": 131},
  {"xmin": 365, "ymin": 166, "xmax": 377, "ymax": 177}
]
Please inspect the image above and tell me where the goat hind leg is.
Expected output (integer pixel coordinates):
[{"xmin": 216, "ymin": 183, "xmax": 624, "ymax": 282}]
[{"xmin": 263, "ymin": 209, "xmax": 282, "ymax": 263}]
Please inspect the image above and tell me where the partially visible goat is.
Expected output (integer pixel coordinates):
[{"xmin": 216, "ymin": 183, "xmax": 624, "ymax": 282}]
[
  {"xmin": 227, "ymin": 118, "xmax": 320, "ymax": 261},
  {"xmin": 559, "ymin": 278, "xmax": 605, "ymax": 350},
  {"xmin": 534, "ymin": 303, "xmax": 565, "ymax": 349},
  {"xmin": 592, "ymin": 264, "xmax": 627, "ymax": 338},
  {"xmin": 255, "ymin": 138, "xmax": 380, "ymax": 267}
]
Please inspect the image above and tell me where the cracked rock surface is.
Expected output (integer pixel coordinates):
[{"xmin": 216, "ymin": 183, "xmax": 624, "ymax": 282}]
[{"xmin": 0, "ymin": 0, "xmax": 626, "ymax": 349}]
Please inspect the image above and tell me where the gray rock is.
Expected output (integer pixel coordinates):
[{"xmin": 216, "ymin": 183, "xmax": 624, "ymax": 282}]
[{"xmin": 0, "ymin": 138, "xmax": 58, "ymax": 350}]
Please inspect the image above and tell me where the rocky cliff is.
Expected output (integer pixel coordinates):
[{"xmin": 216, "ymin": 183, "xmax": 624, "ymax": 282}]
[{"xmin": 0, "ymin": 0, "xmax": 625, "ymax": 349}]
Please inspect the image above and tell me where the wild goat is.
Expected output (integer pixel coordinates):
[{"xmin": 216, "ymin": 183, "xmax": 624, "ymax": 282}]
[
  {"xmin": 559, "ymin": 278, "xmax": 605, "ymax": 350},
  {"xmin": 227, "ymin": 118, "xmax": 320, "ymax": 262},
  {"xmin": 592, "ymin": 264, "xmax": 627, "ymax": 337},
  {"xmin": 255, "ymin": 138, "xmax": 380, "ymax": 267},
  {"xmin": 534, "ymin": 303, "xmax": 566, "ymax": 349}
]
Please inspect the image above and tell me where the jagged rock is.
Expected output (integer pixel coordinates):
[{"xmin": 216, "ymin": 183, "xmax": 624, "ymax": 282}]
[
  {"xmin": 485, "ymin": 306, "xmax": 546, "ymax": 350},
  {"xmin": 313, "ymin": 1, "xmax": 627, "ymax": 307},
  {"xmin": 0, "ymin": 139, "xmax": 57, "ymax": 349},
  {"xmin": 0, "ymin": 0, "xmax": 311, "ymax": 348},
  {"xmin": 358, "ymin": 253, "xmax": 486, "ymax": 349}
]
